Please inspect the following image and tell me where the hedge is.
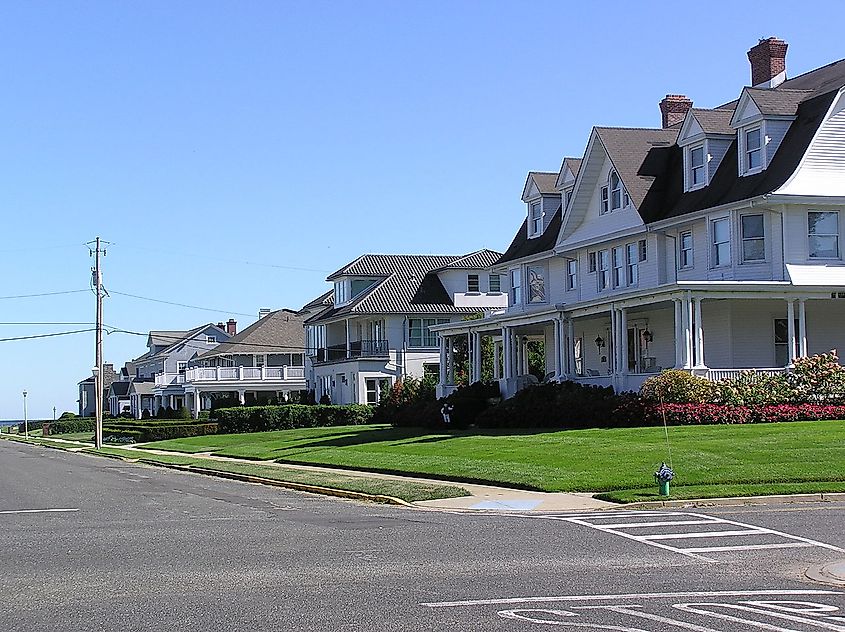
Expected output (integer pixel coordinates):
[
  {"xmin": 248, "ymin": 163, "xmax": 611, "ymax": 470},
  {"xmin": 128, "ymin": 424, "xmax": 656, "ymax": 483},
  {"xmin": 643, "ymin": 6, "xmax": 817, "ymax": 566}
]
[
  {"xmin": 211, "ymin": 404, "xmax": 374, "ymax": 434},
  {"xmin": 103, "ymin": 422, "xmax": 219, "ymax": 442},
  {"xmin": 42, "ymin": 418, "xmax": 95, "ymax": 436},
  {"xmin": 641, "ymin": 403, "xmax": 845, "ymax": 425}
]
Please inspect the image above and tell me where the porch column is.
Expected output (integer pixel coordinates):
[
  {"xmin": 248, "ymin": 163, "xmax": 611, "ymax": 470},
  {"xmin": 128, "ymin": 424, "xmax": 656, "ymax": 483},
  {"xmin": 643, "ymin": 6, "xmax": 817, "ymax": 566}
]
[
  {"xmin": 493, "ymin": 340, "xmax": 501, "ymax": 379},
  {"xmin": 191, "ymin": 391, "xmax": 200, "ymax": 419},
  {"xmin": 447, "ymin": 336, "xmax": 455, "ymax": 384},
  {"xmin": 694, "ymin": 296, "xmax": 706, "ymax": 369},
  {"xmin": 609, "ymin": 308, "xmax": 618, "ymax": 376},
  {"xmin": 799, "ymin": 299, "xmax": 808, "ymax": 357},
  {"xmin": 553, "ymin": 318, "xmax": 562, "ymax": 379},
  {"xmin": 472, "ymin": 332, "xmax": 482, "ymax": 383},
  {"xmin": 567, "ymin": 319, "xmax": 576, "ymax": 377},
  {"xmin": 787, "ymin": 299, "xmax": 797, "ymax": 364},
  {"xmin": 682, "ymin": 294, "xmax": 693, "ymax": 369},
  {"xmin": 502, "ymin": 327, "xmax": 512, "ymax": 379},
  {"xmin": 521, "ymin": 336, "xmax": 529, "ymax": 376},
  {"xmin": 619, "ymin": 308, "xmax": 628, "ymax": 377},
  {"xmin": 673, "ymin": 299, "xmax": 683, "ymax": 368},
  {"xmin": 237, "ymin": 389, "xmax": 246, "ymax": 405},
  {"xmin": 345, "ymin": 319, "xmax": 351, "ymax": 359},
  {"xmin": 438, "ymin": 335, "xmax": 447, "ymax": 386}
]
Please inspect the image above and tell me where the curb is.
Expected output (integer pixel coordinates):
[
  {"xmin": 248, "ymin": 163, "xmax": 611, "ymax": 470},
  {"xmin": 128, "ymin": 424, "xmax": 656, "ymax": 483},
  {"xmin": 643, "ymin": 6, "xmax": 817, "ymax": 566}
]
[
  {"xmin": 806, "ymin": 560, "xmax": 845, "ymax": 587},
  {"xmin": 624, "ymin": 492, "xmax": 845, "ymax": 510}
]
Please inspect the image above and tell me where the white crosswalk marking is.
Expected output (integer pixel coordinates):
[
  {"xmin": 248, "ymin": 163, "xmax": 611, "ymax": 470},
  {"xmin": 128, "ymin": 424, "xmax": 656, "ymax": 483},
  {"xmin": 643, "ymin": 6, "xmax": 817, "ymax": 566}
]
[{"xmin": 536, "ymin": 510, "xmax": 845, "ymax": 561}]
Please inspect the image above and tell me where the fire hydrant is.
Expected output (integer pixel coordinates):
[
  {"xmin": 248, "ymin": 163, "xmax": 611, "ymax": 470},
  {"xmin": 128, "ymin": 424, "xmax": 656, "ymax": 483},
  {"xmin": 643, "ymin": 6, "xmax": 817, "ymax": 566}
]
[{"xmin": 654, "ymin": 462, "xmax": 674, "ymax": 497}]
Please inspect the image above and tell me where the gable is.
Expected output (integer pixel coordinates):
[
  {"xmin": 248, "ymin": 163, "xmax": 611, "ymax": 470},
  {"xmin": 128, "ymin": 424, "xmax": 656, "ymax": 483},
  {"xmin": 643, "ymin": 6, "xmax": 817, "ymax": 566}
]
[
  {"xmin": 731, "ymin": 90, "xmax": 762, "ymax": 127},
  {"xmin": 678, "ymin": 113, "xmax": 704, "ymax": 144}
]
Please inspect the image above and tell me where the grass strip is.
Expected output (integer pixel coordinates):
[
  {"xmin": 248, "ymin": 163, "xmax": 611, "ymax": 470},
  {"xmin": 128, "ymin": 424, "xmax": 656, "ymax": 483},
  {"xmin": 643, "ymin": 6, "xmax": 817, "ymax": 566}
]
[{"xmin": 597, "ymin": 481, "xmax": 845, "ymax": 504}]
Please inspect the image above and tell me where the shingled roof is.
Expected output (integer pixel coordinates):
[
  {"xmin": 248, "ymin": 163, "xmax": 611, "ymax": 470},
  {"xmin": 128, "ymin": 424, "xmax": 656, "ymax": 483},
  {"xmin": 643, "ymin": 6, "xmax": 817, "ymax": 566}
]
[
  {"xmin": 197, "ymin": 310, "xmax": 305, "ymax": 357},
  {"xmin": 495, "ymin": 204, "xmax": 563, "ymax": 265},
  {"xmin": 308, "ymin": 252, "xmax": 501, "ymax": 324},
  {"xmin": 744, "ymin": 88, "xmax": 813, "ymax": 116},
  {"xmin": 689, "ymin": 108, "xmax": 735, "ymax": 135}
]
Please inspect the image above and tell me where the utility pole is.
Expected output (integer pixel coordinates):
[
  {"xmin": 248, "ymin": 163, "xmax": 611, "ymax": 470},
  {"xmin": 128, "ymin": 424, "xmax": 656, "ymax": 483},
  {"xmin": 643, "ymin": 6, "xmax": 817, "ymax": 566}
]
[{"xmin": 87, "ymin": 237, "xmax": 109, "ymax": 449}]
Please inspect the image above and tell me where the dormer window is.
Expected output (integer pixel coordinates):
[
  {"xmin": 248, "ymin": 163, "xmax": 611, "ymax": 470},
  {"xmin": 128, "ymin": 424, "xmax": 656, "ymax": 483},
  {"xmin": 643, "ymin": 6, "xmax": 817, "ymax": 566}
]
[
  {"xmin": 745, "ymin": 127, "xmax": 762, "ymax": 172},
  {"xmin": 600, "ymin": 187, "xmax": 609, "ymax": 214},
  {"xmin": 601, "ymin": 171, "xmax": 627, "ymax": 214},
  {"xmin": 530, "ymin": 201, "xmax": 543, "ymax": 235},
  {"xmin": 690, "ymin": 144, "xmax": 706, "ymax": 187},
  {"xmin": 610, "ymin": 171, "xmax": 622, "ymax": 210}
]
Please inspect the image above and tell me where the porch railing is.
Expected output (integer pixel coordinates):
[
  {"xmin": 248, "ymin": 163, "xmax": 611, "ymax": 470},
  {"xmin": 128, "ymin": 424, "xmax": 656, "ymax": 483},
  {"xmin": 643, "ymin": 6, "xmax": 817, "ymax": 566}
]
[
  {"xmin": 316, "ymin": 339, "xmax": 390, "ymax": 363},
  {"xmin": 154, "ymin": 373, "xmax": 185, "ymax": 386},
  {"xmin": 184, "ymin": 366, "xmax": 305, "ymax": 383},
  {"xmin": 705, "ymin": 367, "xmax": 789, "ymax": 382}
]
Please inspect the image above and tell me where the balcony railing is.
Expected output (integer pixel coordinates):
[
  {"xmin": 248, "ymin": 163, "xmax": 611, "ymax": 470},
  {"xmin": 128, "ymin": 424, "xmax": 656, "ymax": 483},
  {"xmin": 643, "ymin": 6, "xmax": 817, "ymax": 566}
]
[
  {"xmin": 705, "ymin": 367, "xmax": 789, "ymax": 382},
  {"xmin": 183, "ymin": 366, "xmax": 306, "ymax": 383},
  {"xmin": 315, "ymin": 339, "xmax": 389, "ymax": 363},
  {"xmin": 154, "ymin": 373, "xmax": 186, "ymax": 386}
]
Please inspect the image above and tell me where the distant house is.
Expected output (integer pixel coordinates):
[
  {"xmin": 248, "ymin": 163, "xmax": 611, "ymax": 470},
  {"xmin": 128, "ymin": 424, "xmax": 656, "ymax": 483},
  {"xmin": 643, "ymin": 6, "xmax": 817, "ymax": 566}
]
[
  {"xmin": 182, "ymin": 309, "xmax": 308, "ymax": 417},
  {"xmin": 304, "ymin": 250, "xmax": 504, "ymax": 404},
  {"xmin": 77, "ymin": 363, "xmax": 118, "ymax": 417},
  {"xmin": 128, "ymin": 381, "xmax": 155, "ymax": 419},
  {"xmin": 107, "ymin": 381, "xmax": 131, "ymax": 417}
]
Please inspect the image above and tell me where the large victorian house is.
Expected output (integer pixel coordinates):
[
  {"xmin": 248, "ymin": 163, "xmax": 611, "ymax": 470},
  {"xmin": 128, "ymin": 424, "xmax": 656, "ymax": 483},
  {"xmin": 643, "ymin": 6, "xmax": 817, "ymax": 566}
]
[{"xmin": 436, "ymin": 38, "xmax": 845, "ymax": 397}]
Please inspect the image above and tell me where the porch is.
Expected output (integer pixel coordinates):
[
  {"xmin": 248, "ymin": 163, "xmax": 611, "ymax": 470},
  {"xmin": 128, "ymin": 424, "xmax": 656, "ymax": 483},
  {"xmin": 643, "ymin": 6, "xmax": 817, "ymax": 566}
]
[{"xmin": 183, "ymin": 366, "xmax": 308, "ymax": 418}]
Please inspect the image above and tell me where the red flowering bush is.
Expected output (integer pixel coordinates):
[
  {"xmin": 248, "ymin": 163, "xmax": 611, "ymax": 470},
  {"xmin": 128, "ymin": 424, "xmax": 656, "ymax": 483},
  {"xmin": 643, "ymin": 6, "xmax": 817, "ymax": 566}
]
[{"xmin": 642, "ymin": 402, "xmax": 845, "ymax": 425}]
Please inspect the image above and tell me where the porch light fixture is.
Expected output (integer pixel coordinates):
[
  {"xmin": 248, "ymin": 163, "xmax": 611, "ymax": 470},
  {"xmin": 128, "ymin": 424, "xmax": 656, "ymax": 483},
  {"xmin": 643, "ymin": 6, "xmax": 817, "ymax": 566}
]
[
  {"xmin": 594, "ymin": 335, "xmax": 605, "ymax": 351},
  {"xmin": 642, "ymin": 329, "xmax": 653, "ymax": 344}
]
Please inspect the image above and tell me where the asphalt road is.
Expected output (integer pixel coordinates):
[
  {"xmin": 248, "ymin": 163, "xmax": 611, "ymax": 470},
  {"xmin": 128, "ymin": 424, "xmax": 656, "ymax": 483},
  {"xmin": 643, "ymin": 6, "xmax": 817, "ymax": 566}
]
[{"xmin": 1, "ymin": 439, "xmax": 843, "ymax": 631}]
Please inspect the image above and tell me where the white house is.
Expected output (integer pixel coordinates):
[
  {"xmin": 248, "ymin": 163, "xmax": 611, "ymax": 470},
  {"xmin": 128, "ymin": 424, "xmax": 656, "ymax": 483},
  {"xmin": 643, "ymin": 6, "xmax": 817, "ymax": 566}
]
[
  {"xmin": 435, "ymin": 38, "xmax": 845, "ymax": 396},
  {"xmin": 304, "ymin": 250, "xmax": 505, "ymax": 404}
]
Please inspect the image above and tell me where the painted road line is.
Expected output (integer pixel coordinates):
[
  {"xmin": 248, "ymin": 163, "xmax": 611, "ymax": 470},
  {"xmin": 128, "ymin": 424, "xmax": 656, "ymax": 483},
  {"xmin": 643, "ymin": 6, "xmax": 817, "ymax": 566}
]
[
  {"xmin": 0, "ymin": 508, "xmax": 79, "ymax": 515},
  {"xmin": 690, "ymin": 513, "xmax": 845, "ymax": 554},
  {"xmin": 673, "ymin": 601, "xmax": 845, "ymax": 631},
  {"xmin": 642, "ymin": 529, "xmax": 767, "ymax": 540},
  {"xmin": 682, "ymin": 542, "xmax": 815, "ymax": 553},
  {"xmin": 420, "ymin": 589, "xmax": 843, "ymax": 608},
  {"xmin": 599, "ymin": 519, "xmax": 720, "ymax": 529}
]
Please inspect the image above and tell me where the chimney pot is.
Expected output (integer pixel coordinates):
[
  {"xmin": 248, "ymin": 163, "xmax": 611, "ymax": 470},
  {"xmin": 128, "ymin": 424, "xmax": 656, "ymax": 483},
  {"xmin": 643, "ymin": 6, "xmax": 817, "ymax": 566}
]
[
  {"xmin": 217, "ymin": 322, "xmax": 224, "ymax": 329},
  {"xmin": 659, "ymin": 94, "xmax": 693, "ymax": 129},
  {"xmin": 748, "ymin": 37, "xmax": 788, "ymax": 87},
  {"xmin": 226, "ymin": 319, "xmax": 237, "ymax": 336}
]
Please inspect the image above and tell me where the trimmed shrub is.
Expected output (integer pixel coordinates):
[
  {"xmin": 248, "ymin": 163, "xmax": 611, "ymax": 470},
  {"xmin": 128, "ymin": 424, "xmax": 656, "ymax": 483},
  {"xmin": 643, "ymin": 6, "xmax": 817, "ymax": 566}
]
[
  {"xmin": 717, "ymin": 371, "xmax": 795, "ymax": 406},
  {"xmin": 102, "ymin": 421, "xmax": 219, "ymax": 442},
  {"xmin": 212, "ymin": 404, "xmax": 375, "ymax": 434},
  {"xmin": 640, "ymin": 370, "xmax": 716, "ymax": 404},
  {"xmin": 642, "ymin": 402, "xmax": 845, "ymax": 425},
  {"xmin": 43, "ymin": 418, "xmax": 95, "ymax": 436},
  {"xmin": 58, "ymin": 412, "xmax": 78, "ymax": 420},
  {"xmin": 790, "ymin": 351, "xmax": 845, "ymax": 403}
]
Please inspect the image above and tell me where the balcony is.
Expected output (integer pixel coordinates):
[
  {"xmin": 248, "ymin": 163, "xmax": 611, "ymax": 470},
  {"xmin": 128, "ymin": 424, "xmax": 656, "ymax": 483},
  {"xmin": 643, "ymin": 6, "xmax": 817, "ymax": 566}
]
[
  {"xmin": 315, "ymin": 339, "xmax": 389, "ymax": 364},
  {"xmin": 184, "ymin": 366, "xmax": 306, "ymax": 383},
  {"xmin": 154, "ymin": 373, "xmax": 186, "ymax": 387}
]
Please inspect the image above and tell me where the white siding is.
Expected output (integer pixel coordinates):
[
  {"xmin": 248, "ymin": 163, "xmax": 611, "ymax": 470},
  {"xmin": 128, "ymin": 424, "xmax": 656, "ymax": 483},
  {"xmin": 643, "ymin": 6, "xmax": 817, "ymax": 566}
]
[{"xmin": 707, "ymin": 139, "xmax": 731, "ymax": 180}]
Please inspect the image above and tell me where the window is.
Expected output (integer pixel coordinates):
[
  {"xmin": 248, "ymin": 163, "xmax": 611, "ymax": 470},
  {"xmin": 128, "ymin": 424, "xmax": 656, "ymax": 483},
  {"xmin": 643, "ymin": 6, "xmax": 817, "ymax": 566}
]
[
  {"xmin": 690, "ymin": 144, "xmax": 705, "ymax": 187},
  {"xmin": 773, "ymin": 319, "xmax": 799, "ymax": 367},
  {"xmin": 255, "ymin": 355, "xmax": 265, "ymax": 368},
  {"xmin": 566, "ymin": 259, "xmax": 577, "ymax": 291},
  {"xmin": 488, "ymin": 274, "xmax": 501, "ymax": 293},
  {"xmin": 408, "ymin": 318, "xmax": 449, "ymax": 348},
  {"xmin": 612, "ymin": 246, "xmax": 625, "ymax": 288},
  {"xmin": 712, "ymin": 218, "xmax": 731, "ymax": 267},
  {"xmin": 600, "ymin": 186, "xmax": 609, "ymax": 214},
  {"xmin": 467, "ymin": 274, "xmax": 479, "ymax": 292},
  {"xmin": 333, "ymin": 281, "xmax": 348, "ymax": 305},
  {"xmin": 679, "ymin": 231, "xmax": 693, "ymax": 268},
  {"xmin": 423, "ymin": 364, "xmax": 439, "ymax": 380},
  {"xmin": 365, "ymin": 378, "xmax": 392, "ymax": 405},
  {"xmin": 351, "ymin": 278, "xmax": 377, "ymax": 299},
  {"xmin": 530, "ymin": 201, "xmax": 543, "ymax": 234},
  {"xmin": 176, "ymin": 361, "xmax": 187, "ymax": 374},
  {"xmin": 610, "ymin": 171, "xmax": 622, "ymax": 210},
  {"xmin": 638, "ymin": 239, "xmax": 647, "ymax": 262},
  {"xmin": 574, "ymin": 338, "xmax": 583, "ymax": 376},
  {"xmin": 741, "ymin": 214, "xmax": 765, "ymax": 262},
  {"xmin": 598, "ymin": 250, "xmax": 610, "ymax": 291},
  {"xmin": 565, "ymin": 188, "xmax": 573, "ymax": 208},
  {"xmin": 206, "ymin": 335, "xmax": 216, "ymax": 344},
  {"xmin": 588, "ymin": 252, "xmax": 597, "ymax": 273},
  {"xmin": 626, "ymin": 243, "xmax": 638, "ymax": 286},
  {"xmin": 527, "ymin": 265, "xmax": 546, "ymax": 303},
  {"xmin": 808, "ymin": 211, "xmax": 840, "ymax": 259},
  {"xmin": 623, "ymin": 189, "xmax": 630, "ymax": 208},
  {"xmin": 745, "ymin": 127, "xmax": 762, "ymax": 171},
  {"xmin": 510, "ymin": 269, "xmax": 522, "ymax": 304}
]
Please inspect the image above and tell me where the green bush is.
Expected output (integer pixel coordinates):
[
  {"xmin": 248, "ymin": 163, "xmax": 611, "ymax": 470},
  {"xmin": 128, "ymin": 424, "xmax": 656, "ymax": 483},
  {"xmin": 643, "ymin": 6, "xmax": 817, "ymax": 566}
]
[
  {"xmin": 716, "ymin": 371, "xmax": 794, "ymax": 405},
  {"xmin": 58, "ymin": 411, "xmax": 78, "ymax": 420},
  {"xmin": 212, "ymin": 404, "xmax": 374, "ymax": 434},
  {"xmin": 640, "ymin": 369, "xmax": 716, "ymax": 403},
  {"xmin": 789, "ymin": 351, "xmax": 845, "ymax": 403},
  {"xmin": 102, "ymin": 421, "xmax": 218, "ymax": 442},
  {"xmin": 43, "ymin": 418, "xmax": 95, "ymax": 435}
]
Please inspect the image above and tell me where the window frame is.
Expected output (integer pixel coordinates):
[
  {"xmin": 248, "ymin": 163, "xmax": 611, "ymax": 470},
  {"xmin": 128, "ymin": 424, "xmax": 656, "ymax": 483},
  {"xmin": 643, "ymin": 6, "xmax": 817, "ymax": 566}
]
[
  {"xmin": 510, "ymin": 268, "xmax": 522, "ymax": 305},
  {"xmin": 467, "ymin": 273, "xmax": 480, "ymax": 293},
  {"xmin": 566, "ymin": 259, "xmax": 577, "ymax": 291},
  {"xmin": 808, "ymin": 210, "xmax": 840, "ymax": 260},
  {"xmin": 679, "ymin": 230, "xmax": 694, "ymax": 269},
  {"xmin": 205, "ymin": 335, "xmax": 216, "ymax": 344},
  {"xmin": 488, "ymin": 273, "xmax": 501, "ymax": 293},
  {"xmin": 626, "ymin": 242, "xmax": 639, "ymax": 286},
  {"xmin": 588, "ymin": 252, "xmax": 597, "ymax": 273},
  {"xmin": 612, "ymin": 246, "xmax": 625, "ymax": 288},
  {"xmin": 529, "ymin": 200, "xmax": 543, "ymax": 235},
  {"xmin": 744, "ymin": 126, "xmax": 763, "ymax": 174},
  {"xmin": 711, "ymin": 217, "xmax": 732, "ymax": 268},
  {"xmin": 609, "ymin": 171, "xmax": 623, "ymax": 210},
  {"xmin": 598, "ymin": 250, "xmax": 610, "ymax": 291},
  {"xmin": 689, "ymin": 143, "xmax": 706, "ymax": 188},
  {"xmin": 408, "ymin": 318, "xmax": 449, "ymax": 348},
  {"xmin": 638, "ymin": 239, "xmax": 647, "ymax": 262},
  {"xmin": 600, "ymin": 186, "xmax": 609, "ymax": 215},
  {"xmin": 740, "ymin": 213, "xmax": 766, "ymax": 263}
]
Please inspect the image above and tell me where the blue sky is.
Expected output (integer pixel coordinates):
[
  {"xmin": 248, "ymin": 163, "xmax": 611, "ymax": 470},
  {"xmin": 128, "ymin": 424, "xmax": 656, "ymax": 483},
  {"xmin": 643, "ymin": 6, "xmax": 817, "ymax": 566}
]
[{"xmin": 1, "ymin": 1, "xmax": 842, "ymax": 419}]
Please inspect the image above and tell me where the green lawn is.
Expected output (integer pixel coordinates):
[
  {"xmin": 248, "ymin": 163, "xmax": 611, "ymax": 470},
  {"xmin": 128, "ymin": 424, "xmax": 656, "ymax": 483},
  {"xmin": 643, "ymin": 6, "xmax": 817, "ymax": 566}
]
[{"xmin": 142, "ymin": 420, "xmax": 845, "ymax": 497}]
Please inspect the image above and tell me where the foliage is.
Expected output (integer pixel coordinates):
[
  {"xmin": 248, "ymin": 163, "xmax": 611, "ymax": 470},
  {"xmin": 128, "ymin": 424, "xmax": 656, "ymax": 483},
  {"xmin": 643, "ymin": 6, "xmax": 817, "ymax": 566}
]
[
  {"xmin": 716, "ymin": 371, "xmax": 795, "ymax": 406},
  {"xmin": 43, "ymin": 418, "xmax": 95, "ymax": 435},
  {"xmin": 526, "ymin": 340, "xmax": 546, "ymax": 380},
  {"xmin": 102, "ymin": 421, "xmax": 219, "ymax": 442},
  {"xmin": 212, "ymin": 404, "xmax": 375, "ymax": 434},
  {"xmin": 640, "ymin": 369, "xmax": 717, "ymax": 404},
  {"xmin": 642, "ymin": 402, "xmax": 845, "ymax": 425},
  {"xmin": 789, "ymin": 351, "xmax": 845, "ymax": 403},
  {"xmin": 210, "ymin": 395, "xmax": 241, "ymax": 410},
  {"xmin": 177, "ymin": 406, "xmax": 192, "ymax": 420},
  {"xmin": 58, "ymin": 412, "xmax": 78, "ymax": 420},
  {"xmin": 141, "ymin": 409, "xmax": 151, "ymax": 419}
]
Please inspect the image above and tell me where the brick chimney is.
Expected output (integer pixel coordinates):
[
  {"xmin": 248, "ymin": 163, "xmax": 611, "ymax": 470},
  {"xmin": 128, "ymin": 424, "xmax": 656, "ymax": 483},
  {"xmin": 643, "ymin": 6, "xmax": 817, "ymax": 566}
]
[
  {"xmin": 216, "ymin": 321, "xmax": 224, "ymax": 329},
  {"xmin": 226, "ymin": 319, "xmax": 237, "ymax": 335},
  {"xmin": 659, "ymin": 94, "xmax": 693, "ymax": 128},
  {"xmin": 748, "ymin": 37, "xmax": 788, "ymax": 88}
]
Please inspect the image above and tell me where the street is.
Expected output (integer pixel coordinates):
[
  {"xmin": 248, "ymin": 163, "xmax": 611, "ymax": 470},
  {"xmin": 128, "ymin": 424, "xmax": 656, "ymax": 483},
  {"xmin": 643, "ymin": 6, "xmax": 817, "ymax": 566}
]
[{"xmin": 1, "ymin": 439, "xmax": 843, "ymax": 631}]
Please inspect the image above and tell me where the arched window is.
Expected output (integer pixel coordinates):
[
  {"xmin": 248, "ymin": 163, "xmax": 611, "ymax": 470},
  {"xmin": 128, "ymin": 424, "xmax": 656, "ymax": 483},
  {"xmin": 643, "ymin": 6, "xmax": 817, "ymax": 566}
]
[{"xmin": 610, "ymin": 171, "xmax": 622, "ymax": 210}]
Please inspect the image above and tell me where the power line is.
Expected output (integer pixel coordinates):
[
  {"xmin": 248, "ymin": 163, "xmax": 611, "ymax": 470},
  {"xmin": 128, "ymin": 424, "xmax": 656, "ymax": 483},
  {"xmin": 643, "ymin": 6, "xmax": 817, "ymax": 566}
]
[
  {"xmin": 115, "ymin": 244, "xmax": 330, "ymax": 274},
  {"xmin": 0, "ymin": 328, "xmax": 96, "ymax": 343},
  {"xmin": 0, "ymin": 322, "xmax": 95, "ymax": 326},
  {"xmin": 0, "ymin": 289, "xmax": 89, "ymax": 300},
  {"xmin": 109, "ymin": 290, "xmax": 257, "ymax": 318}
]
